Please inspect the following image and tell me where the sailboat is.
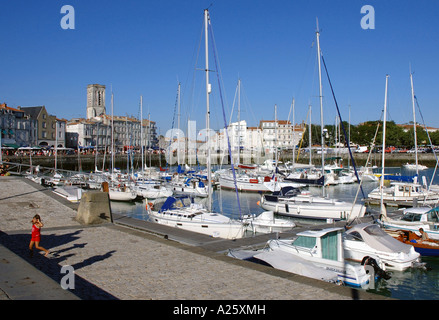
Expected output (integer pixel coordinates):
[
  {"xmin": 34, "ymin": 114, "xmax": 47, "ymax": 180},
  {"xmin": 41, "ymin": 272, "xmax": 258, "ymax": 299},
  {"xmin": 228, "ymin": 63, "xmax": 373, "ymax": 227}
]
[
  {"xmin": 147, "ymin": 9, "xmax": 247, "ymax": 239},
  {"xmin": 367, "ymin": 74, "xmax": 439, "ymax": 207},
  {"xmin": 259, "ymin": 20, "xmax": 365, "ymax": 221},
  {"xmin": 106, "ymin": 92, "xmax": 137, "ymax": 201}
]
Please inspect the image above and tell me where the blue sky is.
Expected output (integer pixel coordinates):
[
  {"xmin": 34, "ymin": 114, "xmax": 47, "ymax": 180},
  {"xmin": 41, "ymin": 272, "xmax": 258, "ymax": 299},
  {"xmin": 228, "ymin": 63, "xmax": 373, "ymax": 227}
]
[{"xmin": 1, "ymin": 0, "xmax": 439, "ymax": 135}]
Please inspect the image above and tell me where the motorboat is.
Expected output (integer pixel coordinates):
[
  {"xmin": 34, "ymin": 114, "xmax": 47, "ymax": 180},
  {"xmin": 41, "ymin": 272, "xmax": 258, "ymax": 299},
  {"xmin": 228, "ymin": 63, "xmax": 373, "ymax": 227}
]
[
  {"xmin": 259, "ymin": 186, "xmax": 366, "ymax": 221},
  {"xmin": 385, "ymin": 229, "xmax": 439, "ymax": 257},
  {"xmin": 134, "ymin": 183, "xmax": 173, "ymax": 199},
  {"xmin": 343, "ymin": 223, "xmax": 421, "ymax": 271},
  {"xmin": 108, "ymin": 185, "xmax": 137, "ymax": 201},
  {"xmin": 52, "ymin": 185, "xmax": 83, "ymax": 203},
  {"xmin": 219, "ymin": 171, "xmax": 280, "ymax": 193},
  {"xmin": 403, "ymin": 163, "xmax": 428, "ymax": 171},
  {"xmin": 146, "ymin": 196, "xmax": 247, "ymax": 239},
  {"xmin": 242, "ymin": 211, "xmax": 295, "ymax": 234},
  {"xmin": 229, "ymin": 227, "xmax": 374, "ymax": 288},
  {"xmin": 378, "ymin": 205, "xmax": 439, "ymax": 240},
  {"xmin": 166, "ymin": 177, "xmax": 209, "ymax": 198},
  {"xmin": 366, "ymin": 181, "xmax": 439, "ymax": 207}
]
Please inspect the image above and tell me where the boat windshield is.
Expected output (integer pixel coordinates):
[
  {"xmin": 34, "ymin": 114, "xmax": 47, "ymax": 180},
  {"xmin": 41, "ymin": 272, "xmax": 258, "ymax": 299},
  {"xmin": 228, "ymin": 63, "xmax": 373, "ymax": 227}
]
[
  {"xmin": 292, "ymin": 236, "xmax": 316, "ymax": 249},
  {"xmin": 427, "ymin": 207, "xmax": 439, "ymax": 223},
  {"xmin": 344, "ymin": 231, "xmax": 363, "ymax": 241},
  {"xmin": 401, "ymin": 211, "xmax": 422, "ymax": 222},
  {"xmin": 363, "ymin": 224, "xmax": 387, "ymax": 237}
]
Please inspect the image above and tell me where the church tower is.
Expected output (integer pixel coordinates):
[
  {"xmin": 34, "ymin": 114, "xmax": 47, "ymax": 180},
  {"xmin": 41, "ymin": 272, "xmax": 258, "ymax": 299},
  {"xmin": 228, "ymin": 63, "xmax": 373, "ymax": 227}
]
[{"xmin": 86, "ymin": 84, "xmax": 106, "ymax": 119}]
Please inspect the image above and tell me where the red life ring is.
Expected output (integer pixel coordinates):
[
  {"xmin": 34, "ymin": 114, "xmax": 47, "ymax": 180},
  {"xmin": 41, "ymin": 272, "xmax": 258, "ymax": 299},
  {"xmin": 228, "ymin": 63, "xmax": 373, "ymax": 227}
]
[{"xmin": 146, "ymin": 202, "xmax": 154, "ymax": 210}]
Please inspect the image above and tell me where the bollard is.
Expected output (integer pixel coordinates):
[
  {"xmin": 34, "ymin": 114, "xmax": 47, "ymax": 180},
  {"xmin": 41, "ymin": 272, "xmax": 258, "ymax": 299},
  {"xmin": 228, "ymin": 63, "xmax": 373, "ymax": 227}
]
[{"xmin": 76, "ymin": 190, "xmax": 112, "ymax": 225}]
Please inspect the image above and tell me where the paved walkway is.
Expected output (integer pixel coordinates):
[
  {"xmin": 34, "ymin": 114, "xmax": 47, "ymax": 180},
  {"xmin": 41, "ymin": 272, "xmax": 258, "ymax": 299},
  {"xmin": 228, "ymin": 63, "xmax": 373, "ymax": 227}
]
[{"xmin": 0, "ymin": 176, "xmax": 389, "ymax": 301}]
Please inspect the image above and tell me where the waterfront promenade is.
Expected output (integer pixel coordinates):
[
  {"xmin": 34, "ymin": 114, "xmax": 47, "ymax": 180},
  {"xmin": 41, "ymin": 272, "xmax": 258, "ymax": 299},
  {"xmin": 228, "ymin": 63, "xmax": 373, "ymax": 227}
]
[{"xmin": 0, "ymin": 176, "xmax": 388, "ymax": 301}]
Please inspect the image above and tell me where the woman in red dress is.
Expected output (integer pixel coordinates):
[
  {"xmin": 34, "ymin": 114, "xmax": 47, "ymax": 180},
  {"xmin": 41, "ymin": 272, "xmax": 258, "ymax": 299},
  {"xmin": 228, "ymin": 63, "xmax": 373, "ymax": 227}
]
[{"xmin": 29, "ymin": 214, "xmax": 49, "ymax": 257}]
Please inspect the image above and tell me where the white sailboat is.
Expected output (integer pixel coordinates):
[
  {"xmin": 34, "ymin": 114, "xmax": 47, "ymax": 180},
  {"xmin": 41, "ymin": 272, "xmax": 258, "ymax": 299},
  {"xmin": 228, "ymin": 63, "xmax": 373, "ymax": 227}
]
[
  {"xmin": 147, "ymin": 9, "xmax": 247, "ymax": 239},
  {"xmin": 367, "ymin": 74, "xmax": 439, "ymax": 207},
  {"xmin": 259, "ymin": 21, "xmax": 365, "ymax": 221},
  {"xmin": 259, "ymin": 186, "xmax": 366, "ymax": 221}
]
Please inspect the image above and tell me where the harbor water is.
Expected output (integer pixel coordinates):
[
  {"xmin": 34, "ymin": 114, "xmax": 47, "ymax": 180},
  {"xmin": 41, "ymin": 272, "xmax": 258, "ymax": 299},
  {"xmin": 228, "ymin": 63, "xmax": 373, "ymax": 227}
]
[{"xmin": 110, "ymin": 166, "xmax": 439, "ymax": 300}]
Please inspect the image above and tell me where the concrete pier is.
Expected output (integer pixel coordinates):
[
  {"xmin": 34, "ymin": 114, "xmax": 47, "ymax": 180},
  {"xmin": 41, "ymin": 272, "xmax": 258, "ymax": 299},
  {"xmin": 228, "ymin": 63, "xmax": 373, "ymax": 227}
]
[{"xmin": 0, "ymin": 176, "xmax": 389, "ymax": 301}]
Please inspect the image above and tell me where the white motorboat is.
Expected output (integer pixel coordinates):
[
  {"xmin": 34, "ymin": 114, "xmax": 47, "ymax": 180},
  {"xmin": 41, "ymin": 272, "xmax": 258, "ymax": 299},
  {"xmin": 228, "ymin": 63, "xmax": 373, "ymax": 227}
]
[
  {"xmin": 403, "ymin": 163, "xmax": 428, "ymax": 171},
  {"xmin": 219, "ymin": 171, "xmax": 278, "ymax": 192},
  {"xmin": 242, "ymin": 211, "xmax": 295, "ymax": 234},
  {"xmin": 219, "ymin": 170, "xmax": 301, "ymax": 193},
  {"xmin": 147, "ymin": 196, "xmax": 247, "ymax": 239},
  {"xmin": 135, "ymin": 183, "xmax": 173, "ymax": 199},
  {"xmin": 229, "ymin": 227, "xmax": 373, "ymax": 287},
  {"xmin": 49, "ymin": 172, "xmax": 66, "ymax": 186},
  {"xmin": 367, "ymin": 181, "xmax": 439, "ymax": 207},
  {"xmin": 108, "ymin": 186, "xmax": 137, "ymax": 201},
  {"xmin": 378, "ymin": 206, "xmax": 439, "ymax": 240},
  {"xmin": 259, "ymin": 186, "xmax": 366, "ymax": 221},
  {"xmin": 166, "ymin": 177, "xmax": 209, "ymax": 198},
  {"xmin": 343, "ymin": 222, "xmax": 421, "ymax": 271},
  {"xmin": 52, "ymin": 185, "xmax": 83, "ymax": 203}
]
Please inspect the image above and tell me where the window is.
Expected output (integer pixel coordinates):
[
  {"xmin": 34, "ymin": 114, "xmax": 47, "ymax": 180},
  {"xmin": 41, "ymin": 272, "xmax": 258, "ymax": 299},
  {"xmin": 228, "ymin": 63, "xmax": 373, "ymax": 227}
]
[
  {"xmin": 292, "ymin": 236, "xmax": 316, "ymax": 249},
  {"xmin": 321, "ymin": 231, "xmax": 338, "ymax": 261},
  {"xmin": 42, "ymin": 122, "xmax": 46, "ymax": 128},
  {"xmin": 345, "ymin": 231, "xmax": 363, "ymax": 241},
  {"xmin": 427, "ymin": 209, "xmax": 439, "ymax": 223},
  {"xmin": 401, "ymin": 211, "xmax": 422, "ymax": 222}
]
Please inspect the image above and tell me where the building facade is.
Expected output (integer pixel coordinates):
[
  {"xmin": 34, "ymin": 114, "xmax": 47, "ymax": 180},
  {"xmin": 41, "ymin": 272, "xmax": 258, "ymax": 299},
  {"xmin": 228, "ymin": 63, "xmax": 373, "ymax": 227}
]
[
  {"xmin": 0, "ymin": 103, "xmax": 38, "ymax": 147},
  {"xmin": 66, "ymin": 84, "xmax": 158, "ymax": 151}
]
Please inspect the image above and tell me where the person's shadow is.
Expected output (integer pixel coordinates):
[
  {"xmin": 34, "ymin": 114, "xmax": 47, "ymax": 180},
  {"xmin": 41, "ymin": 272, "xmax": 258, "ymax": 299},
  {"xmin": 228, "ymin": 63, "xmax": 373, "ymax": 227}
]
[{"xmin": 0, "ymin": 230, "xmax": 119, "ymax": 300}]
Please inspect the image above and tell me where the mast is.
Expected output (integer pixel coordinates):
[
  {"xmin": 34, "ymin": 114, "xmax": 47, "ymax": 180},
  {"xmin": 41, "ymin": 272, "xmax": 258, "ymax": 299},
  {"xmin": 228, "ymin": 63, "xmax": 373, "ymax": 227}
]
[
  {"xmin": 275, "ymin": 104, "xmax": 278, "ymax": 168},
  {"xmin": 111, "ymin": 92, "xmax": 114, "ymax": 174},
  {"xmin": 204, "ymin": 9, "xmax": 212, "ymax": 211},
  {"xmin": 291, "ymin": 98, "xmax": 295, "ymax": 167},
  {"xmin": 140, "ymin": 95, "xmax": 144, "ymax": 177},
  {"xmin": 177, "ymin": 82, "xmax": 181, "ymax": 166},
  {"xmin": 309, "ymin": 104, "xmax": 312, "ymax": 165},
  {"xmin": 55, "ymin": 120, "xmax": 58, "ymax": 172},
  {"xmin": 380, "ymin": 75, "xmax": 389, "ymax": 216},
  {"xmin": 237, "ymin": 79, "xmax": 241, "ymax": 166},
  {"xmin": 410, "ymin": 72, "xmax": 419, "ymax": 175},
  {"xmin": 316, "ymin": 18, "xmax": 325, "ymax": 196}
]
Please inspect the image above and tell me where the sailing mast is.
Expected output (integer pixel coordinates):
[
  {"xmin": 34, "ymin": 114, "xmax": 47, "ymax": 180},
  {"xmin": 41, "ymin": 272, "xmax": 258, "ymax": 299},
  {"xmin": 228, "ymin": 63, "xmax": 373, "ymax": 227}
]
[
  {"xmin": 316, "ymin": 18, "xmax": 325, "ymax": 196},
  {"xmin": 410, "ymin": 72, "xmax": 419, "ymax": 175},
  {"xmin": 111, "ymin": 92, "xmax": 114, "ymax": 175},
  {"xmin": 380, "ymin": 75, "xmax": 389, "ymax": 216},
  {"xmin": 140, "ymin": 95, "xmax": 144, "ymax": 178},
  {"xmin": 237, "ymin": 79, "xmax": 241, "ymax": 166},
  {"xmin": 177, "ymin": 82, "xmax": 181, "ymax": 166},
  {"xmin": 204, "ymin": 9, "xmax": 212, "ymax": 212},
  {"xmin": 309, "ymin": 104, "xmax": 312, "ymax": 165}
]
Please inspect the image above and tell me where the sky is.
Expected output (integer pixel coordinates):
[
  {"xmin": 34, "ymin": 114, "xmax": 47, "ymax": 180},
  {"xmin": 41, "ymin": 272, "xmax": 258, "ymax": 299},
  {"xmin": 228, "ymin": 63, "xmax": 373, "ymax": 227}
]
[{"xmin": 1, "ymin": 0, "xmax": 439, "ymax": 136}]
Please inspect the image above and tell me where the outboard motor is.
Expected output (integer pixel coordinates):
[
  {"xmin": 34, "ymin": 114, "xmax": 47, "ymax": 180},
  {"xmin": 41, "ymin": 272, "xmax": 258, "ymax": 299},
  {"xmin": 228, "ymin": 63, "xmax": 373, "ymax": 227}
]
[{"xmin": 362, "ymin": 256, "xmax": 391, "ymax": 280}]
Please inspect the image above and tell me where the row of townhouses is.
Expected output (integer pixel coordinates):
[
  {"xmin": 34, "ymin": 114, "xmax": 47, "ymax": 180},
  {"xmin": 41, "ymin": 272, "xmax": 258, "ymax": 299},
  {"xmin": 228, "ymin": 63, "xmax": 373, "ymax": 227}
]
[{"xmin": 0, "ymin": 84, "xmax": 159, "ymax": 152}]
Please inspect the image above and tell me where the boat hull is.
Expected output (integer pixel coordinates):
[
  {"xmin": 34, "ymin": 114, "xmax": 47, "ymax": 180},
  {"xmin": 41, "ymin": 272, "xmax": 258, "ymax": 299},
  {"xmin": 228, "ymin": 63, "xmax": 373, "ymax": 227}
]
[{"xmin": 148, "ymin": 211, "xmax": 246, "ymax": 239}]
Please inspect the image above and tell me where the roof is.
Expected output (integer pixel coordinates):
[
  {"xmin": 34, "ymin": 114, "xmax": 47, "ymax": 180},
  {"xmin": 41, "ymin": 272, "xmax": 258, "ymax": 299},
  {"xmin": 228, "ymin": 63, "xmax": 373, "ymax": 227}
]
[
  {"xmin": 20, "ymin": 106, "xmax": 45, "ymax": 119},
  {"xmin": 297, "ymin": 227, "xmax": 343, "ymax": 238},
  {"xmin": 0, "ymin": 103, "xmax": 24, "ymax": 113}
]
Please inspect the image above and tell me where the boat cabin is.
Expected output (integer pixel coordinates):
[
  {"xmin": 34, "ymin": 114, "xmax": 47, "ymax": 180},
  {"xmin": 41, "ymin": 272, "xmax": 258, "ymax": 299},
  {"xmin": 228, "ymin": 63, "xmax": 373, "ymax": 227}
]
[
  {"xmin": 391, "ymin": 182, "xmax": 423, "ymax": 196},
  {"xmin": 401, "ymin": 206, "xmax": 439, "ymax": 224},
  {"xmin": 288, "ymin": 227, "xmax": 344, "ymax": 262}
]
